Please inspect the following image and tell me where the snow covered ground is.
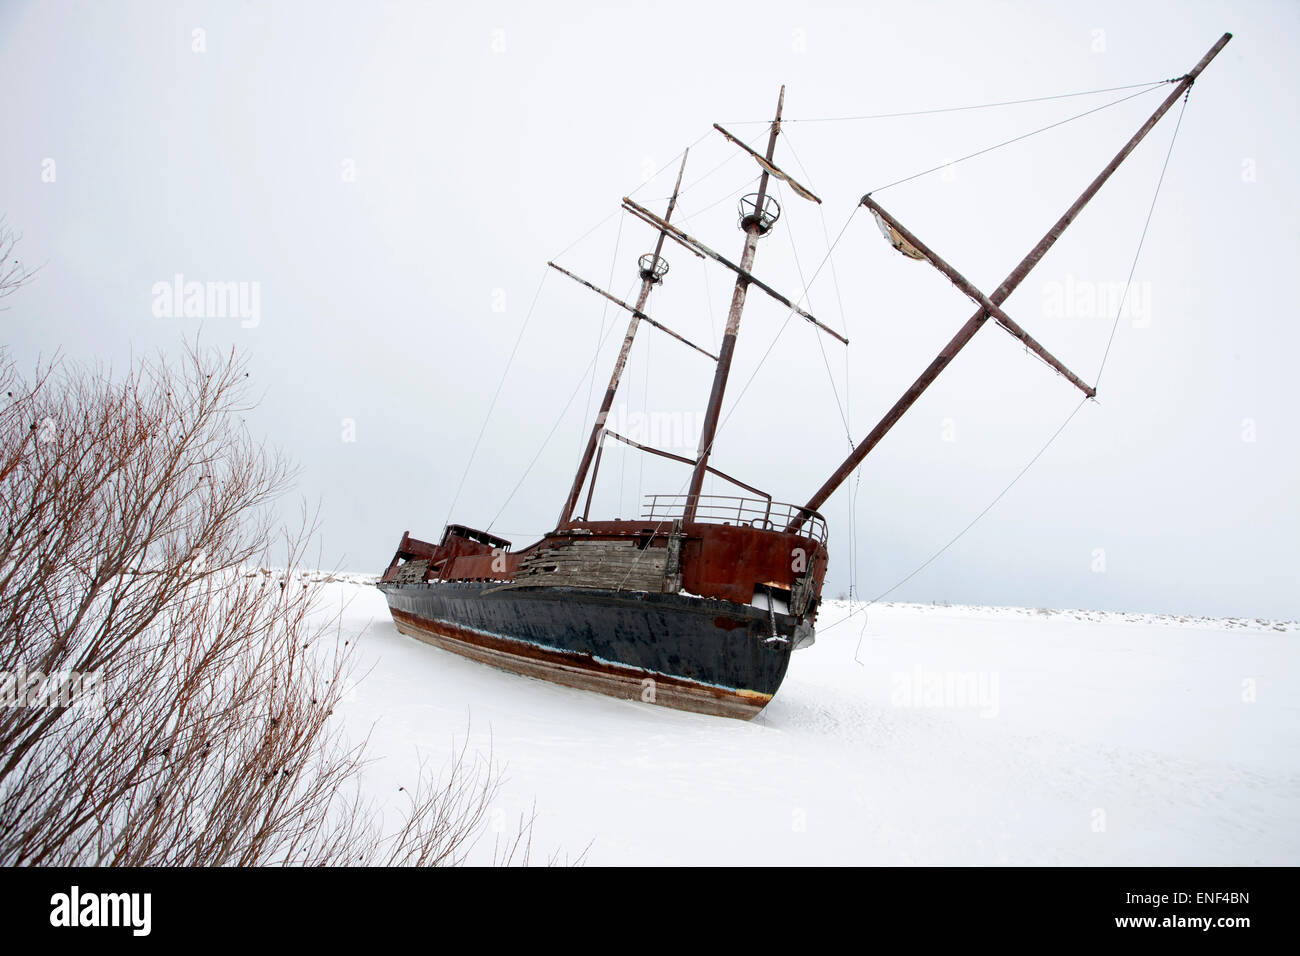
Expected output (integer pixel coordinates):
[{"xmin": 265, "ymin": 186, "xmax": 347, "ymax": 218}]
[{"xmin": 319, "ymin": 576, "xmax": 1299, "ymax": 865}]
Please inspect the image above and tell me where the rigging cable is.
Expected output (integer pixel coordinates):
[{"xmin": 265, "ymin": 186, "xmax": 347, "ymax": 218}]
[
  {"xmin": 610, "ymin": 203, "xmax": 861, "ymax": 591},
  {"xmin": 638, "ymin": 317, "xmax": 650, "ymax": 509},
  {"xmin": 442, "ymin": 268, "xmax": 549, "ymax": 531},
  {"xmin": 818, "ymin": 394, "xmax": 1090, "ymax": 650},
  {"xmin": 821, "ymin": 92, "xmax": 1194, "ymax": 649},
  {"xmin": 487, "ymin": 279, "xmax": 640, "ymax": 532},
  {"xmin": 710, "ymin": 205, "xmax": 860, "ymax": 447},
  {"xmin": 547, "ymin": 128, "xmax": 722, "ymax": 273},
  {"xmin": 721, "ymin": 78, "xmax": 1178, "ymax": 125},
  {"xmin": 626, "ymin": 130, "xmax": 715, "ymax": 201},
  {"xmin": 778, "ymin": 180, "xmax": 851, "ymax": 442},
  {"xmin": 576, "ymin": 215, "xmax": 625, "ymax": 460},
  {"xmin": 479, "ymin": 125, "xmax": 752, "ymax": 532},
  {"xmin": 604, "ymin": 77, "xmax": 1151, "ymax": 589},
  {"xmin": 869, "ymin": 82, "xmax": 1168, "ymax": 194},
  {"xmin": 678, "ymin": 175, "xmax": 761, "ymax": 223},
  {"xmin": 782, "ymin": 128, "xmax": 864, "ymax": 601},
  {"xmin": 1096, "ymin": 89, "xmax": 1190, "ymax": 387},
  {"xmin": 607, "ymin": 82, "xmax": 1143, "ymax": 587}
]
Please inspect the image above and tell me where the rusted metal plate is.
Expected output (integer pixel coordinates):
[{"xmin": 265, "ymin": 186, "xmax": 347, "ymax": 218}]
[
  {"xmin": 679, "ymin": 522, "xmax": 826, "ymax": 606},
  {"xmin": 387, "ymin": 512, "xmax": 827, "ymax": 617}
]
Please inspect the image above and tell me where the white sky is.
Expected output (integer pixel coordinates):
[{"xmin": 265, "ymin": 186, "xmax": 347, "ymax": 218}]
[{"xmin": 2, "ymin": 0, "xmax": 1296, "ymax": 618}]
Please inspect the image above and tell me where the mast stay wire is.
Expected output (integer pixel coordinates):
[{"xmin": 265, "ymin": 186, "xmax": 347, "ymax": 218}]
[
  {"xmin": 606, "ymin": 79, "xmax": 1159, "ymax": 589},
  {"xmin": 821, "ymin": 395, "xmax": 1091, "ymax": 659},
  {"xmin": 442, "ymin": 268, "xmax": 550, "ymax": 531},
  {"xmin": 820, "ymin": 92, "xmax": 1194, "ymax": 649},
  {"xmin": 776, "ymin": 179, "xmax": 861, "ymax": 608},
  {"xmin": 1096, "ymin": 90, "xmax": 1190, "ymax": 388},
  {"xmin": 638, "ymin": 317, "xmax": 651, "ymax": 509},
  {"xmin": 720, "ymin": 78, "xmax": 1178, "ymax": 125},
  {"xmin": 576, "ymin": 215, "xmax": 625, "ymax": 460},
  {"xmin": 468, "ymin": 125, "xmax": 743, "ymax": 532},
  {"xmin": 781, "ymin": 128, "xmax": 863, "ymax": 600},
  {"xmin": 610, "ymin": 203, "xmax": 862, "ymax": 591},
  {"xmin": 514, "ymin": 82, "xmax": 1159, "ymax": 532},
  {"xmin": 868, "ymin": 82, "xmax": 1168, "ymax": 195},
  {"xmin": 629, "ymin": 126, "xmax": 768, "ymax": 208},
  {"xmin": 777, "ymin": 181, "xmax": 852, "ymax": 444},
  {"xmin": 462, "ymin": 75, "xmax": 1194, "ymax": 635},
  {"xmin": 478, "ymin": 127, "xmax": 768, "ymax": 535},
  {"xmin": 546, "ymin": 125, "xmax": 728, "ymax": 268},
  {"xmin": 596, "ymin": 84, "xmax": 1163, "ymax": 589},
  {"xmin": 487, "ymin": 278, "xmax": 640, "ymax": 532},
  {"xmin": 703, "ymin": 79, "xmax": 1168, "ymax": 443}
]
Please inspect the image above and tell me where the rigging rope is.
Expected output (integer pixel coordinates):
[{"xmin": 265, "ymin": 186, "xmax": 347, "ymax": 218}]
[
  {"xmin": 825, "ymin": 92, "xmax": 1194, "ymax": 644},
  {"xmin": 442, "ymin": 268, "xmax": 549, "ymax": 531},
  {"xmin": 721, "ymin": 78, "xmax": 1178, "ymax": 125},
  {"xmin": 777, "ymin": 180, "xmax": 852, "ymax": 442},
  {"xmin": 480, "ymin": 125, "xmax": 751, "ymax": 533},
  {"xmin": 487, "ymin": 279, "xmax": 639, "ymax": 531},
  {"xmin": 781, "ymin": 129, "xmax": 865, "ymax": 600},
  {"xmin": 609, "ymin": 203, "xmax": 861, "ymax": 591},
  {"xmin": 634, "ymin": 132, "xmax": 713, "ymax": 187},
  {"xmin": 869, "ymin": 82, "xmax": 1167, "ymax": 194},
  {"xmin": 679, "ymin": 175, "xmax": 760, "ymax": 223},
  {"xmin": 711, "ymin": 206, "xmax": 860, "ymax": 440},
  {"xmin": 576, "ymin": 215, "xmax": 625, "ymax": 459},
  {"xmin": 1096, "ymin": 90, "xmax": 1190, "ymax": 387},
  {"xmin": 819, "ymin": 394, "xmax": 1091, "ymax": 645},
  {"xmin": 479, "ymin": 81, "xmax": 1185, "ymax": 607},
  {"xmin": 638, "ymin": 319, "xmax": 650, "ymax": 508},
  {"xmin": 604, "ymin": 79, "xmax": 1174, "ymax": 591}
]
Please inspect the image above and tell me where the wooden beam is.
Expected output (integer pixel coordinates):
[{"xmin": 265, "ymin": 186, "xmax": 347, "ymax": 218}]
[
  {"xmin": 712, "ymin": 124, "xmax": 822, "ymax": 203},
  {"xmin": 621, "ymin": 197, "xmax": 848, "ymax": 345},
  {"xmin": 791, "ymin": 33, "xmax": 1232, "ymax": 531},
  {"xmin": 862, "ymin": 196, "xmax": 1096, "ymax": 398},
  {"xmin": 546, "ymin": 261, "xmax": 718, "ymax": 360}
]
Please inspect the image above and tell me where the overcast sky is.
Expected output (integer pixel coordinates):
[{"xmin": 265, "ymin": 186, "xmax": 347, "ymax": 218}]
[{"xmin": 2, "ymin": 0, "xmax": 1296, "ymax": 619}]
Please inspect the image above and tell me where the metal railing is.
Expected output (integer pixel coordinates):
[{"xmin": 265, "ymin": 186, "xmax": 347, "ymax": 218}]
[{"xmin": 642, "ymin": 494, "xmax": 827, "ymax": 545}]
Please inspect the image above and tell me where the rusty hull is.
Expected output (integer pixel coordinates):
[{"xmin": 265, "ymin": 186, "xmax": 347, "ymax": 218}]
[
  {"xmin": 377, "ymin": 512, "xmax": 827, "ymax": 719},
  {"xmin": 389, "ymin": 606, "xmax": 773, "ymax": 720}
]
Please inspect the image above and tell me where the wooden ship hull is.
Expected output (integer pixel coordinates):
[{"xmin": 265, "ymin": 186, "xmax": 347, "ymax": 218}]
[
  {"xmin": 385, "ymin": 585, "xmax": 793, "ymax": 720},
  {"xmin": 379, "ymin": 507, "xmax": 828, "ymax": 720}
]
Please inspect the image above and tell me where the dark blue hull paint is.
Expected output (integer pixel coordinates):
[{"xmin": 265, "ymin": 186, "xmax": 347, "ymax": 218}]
[{"xmin": 380, "ymin": 581, "xmax": 798, "ymax": 716}]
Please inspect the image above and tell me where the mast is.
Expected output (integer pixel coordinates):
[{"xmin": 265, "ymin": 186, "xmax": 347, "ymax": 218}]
[
  {"xmin": 683, "ymin": 86, "xmax": 786, "ymax": 522},
  {"xmin": 793, "ymin": 32, "xmax": 1232, "ymax": 529},
  {"xmin": 557, "ymin": 151, "xmax": 690, "ymax": 526}
]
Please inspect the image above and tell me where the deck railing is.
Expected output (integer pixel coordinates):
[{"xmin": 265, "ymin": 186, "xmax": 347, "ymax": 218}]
[{"xmin": 642, "ymin": 494, "xmax": 828, "ymax": 545}]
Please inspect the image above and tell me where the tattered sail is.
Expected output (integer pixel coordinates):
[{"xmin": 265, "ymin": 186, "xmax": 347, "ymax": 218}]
[
  {"xmin": 712, "ymin": 123, "xmax": 822, "ymax": 203},
  {"xmin": 870, "ymin": 207, "xmax": 928, "ymax": 261}
]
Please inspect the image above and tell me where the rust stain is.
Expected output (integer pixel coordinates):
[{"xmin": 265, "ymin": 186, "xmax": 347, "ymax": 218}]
[{"xmin": 390, "ymin": 608, "xmax": 770, "ymax": 720}]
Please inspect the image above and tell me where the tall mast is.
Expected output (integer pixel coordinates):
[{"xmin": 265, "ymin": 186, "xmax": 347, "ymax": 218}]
[
  {"xmin": 557, "ymin": 151, "xmax": 690, "ymax": 526},
  {"xmin": 794, "ymin": 32, "xmax": 1232, "ymax": 528},
  {"xmin": 683, "ymin": 86, "xmax": 786, "ymax": 522}
]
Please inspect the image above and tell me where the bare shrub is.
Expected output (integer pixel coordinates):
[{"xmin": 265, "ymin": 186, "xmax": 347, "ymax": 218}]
[
  {"xmin": 0, "ymin": 343, "xmax": 540, "ymax": 865},
  {"xmin": 0, "ymin": 219, "xmax": 38, "ymax": 305}
]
